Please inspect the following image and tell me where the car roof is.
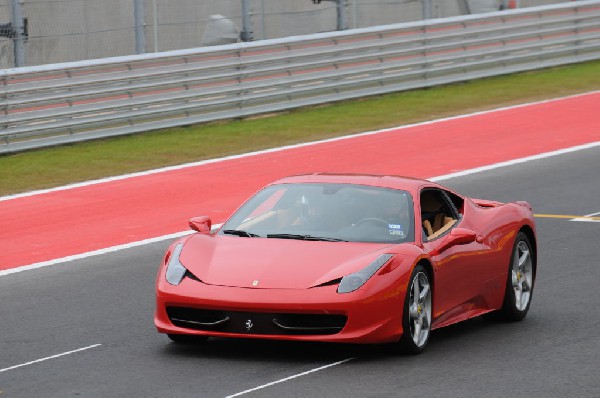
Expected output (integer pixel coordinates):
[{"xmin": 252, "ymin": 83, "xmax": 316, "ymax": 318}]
[{"xmin": 270, "ymin": 173, "xmax": 434, "ymax": 195}]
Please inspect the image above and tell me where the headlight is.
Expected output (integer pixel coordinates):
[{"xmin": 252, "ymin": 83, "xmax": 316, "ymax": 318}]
[
  {"xmin": 165, "ymin": 243, "xmax": 187, "ymax": 286},
  {"xmin": 337, "ymin": 254, "xmax": 394, "ymax": 294}
]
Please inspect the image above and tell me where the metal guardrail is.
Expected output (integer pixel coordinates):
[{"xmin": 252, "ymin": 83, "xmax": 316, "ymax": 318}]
[{"xmin": 1, "ymin": 1, "xmax": 599, "ymax": 154}]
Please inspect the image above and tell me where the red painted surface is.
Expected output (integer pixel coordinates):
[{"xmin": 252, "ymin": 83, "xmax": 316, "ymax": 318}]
[{"xmin": 1, "ymin": 93, "xmax": 599, "ymax": 270}]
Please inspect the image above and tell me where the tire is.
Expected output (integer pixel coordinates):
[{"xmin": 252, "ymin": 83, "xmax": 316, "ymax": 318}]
[
  {"xmin": 167, "ymin": 333, "xmax": 209, "ymax": 344},
  {"xmin": 486, "ymin": 232, "xmax": 535, "ymax": 322},
  {"xmin": 394, "ymin": 264, "xmax": 432, "ymax": 354}
]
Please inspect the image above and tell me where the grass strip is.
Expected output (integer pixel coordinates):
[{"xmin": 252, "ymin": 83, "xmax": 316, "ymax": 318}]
[{"xmin": 1, "ymin": 60, "xmax": 599, "ymax": 197}]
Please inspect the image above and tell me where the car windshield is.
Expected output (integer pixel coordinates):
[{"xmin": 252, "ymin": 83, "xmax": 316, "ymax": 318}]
[{"xmin": 219, "ymin": 183, "xmax": 415, "ymax": 243}]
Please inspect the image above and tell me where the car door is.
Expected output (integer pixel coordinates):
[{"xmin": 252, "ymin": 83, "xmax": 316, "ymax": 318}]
[{"xmin": 419, "ymin": 188, "xmax": 491, "ymax": 326}]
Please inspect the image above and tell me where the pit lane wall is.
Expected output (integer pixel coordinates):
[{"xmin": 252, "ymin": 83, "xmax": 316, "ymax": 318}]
[{"xmin": 1, "ymin": 0, "xmax": 599, "ymax": 154}]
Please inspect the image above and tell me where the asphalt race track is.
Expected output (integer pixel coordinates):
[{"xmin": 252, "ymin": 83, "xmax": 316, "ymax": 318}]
[{"xmin": 1, "ymin": 144, "xmax": 599, "ymax": 397}]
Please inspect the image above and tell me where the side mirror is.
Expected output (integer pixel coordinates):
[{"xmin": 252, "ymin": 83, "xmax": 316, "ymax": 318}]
[
  {"xmin": 432, "ymin": 228, "xmax": 477, "ymax": 255},
  {"xmin": 189, "ymin": 216, "xmax": 212, "ymax": 234}
]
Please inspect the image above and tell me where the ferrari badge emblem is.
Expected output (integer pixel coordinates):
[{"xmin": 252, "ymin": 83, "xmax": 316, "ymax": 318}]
[
  {"xmin": 245, "ymin": 319, "xmax": 254, "ymax": 331},
  {"xmin": 252, "ymin": 280, "xmax": 259, "ymax": 286}
]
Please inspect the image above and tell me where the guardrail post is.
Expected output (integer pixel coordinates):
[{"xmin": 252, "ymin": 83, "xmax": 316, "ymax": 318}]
[
  {"xmin": 422, "ymin": 0, "xmax": 433, "ymax": 20},
  {"xmin": 134, "ymin": 0, "xmax": 146, "ymax": 54},
  {"xmin": 11, "ymin": 0, "xmax": 25, "ymax": 67},
  {"xmin": 313, "ymin": 0, "xmax": 347, "ymax": 31},
  {"xmin": 337, "ymin": 0, "xmax": 347, "ymax": 30},
  {"xmin": 149, "ymin": 0, "xmax": 159, "ymax": 52},
  {"xmin": 241, "ymin": 0, "xmax": 253, "ymax": 41}
]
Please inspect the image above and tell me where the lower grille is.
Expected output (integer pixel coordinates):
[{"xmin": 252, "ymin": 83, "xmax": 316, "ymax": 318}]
[{"xmin": 166, "ymin": 307, "xmax": 347, "ymax": 336}]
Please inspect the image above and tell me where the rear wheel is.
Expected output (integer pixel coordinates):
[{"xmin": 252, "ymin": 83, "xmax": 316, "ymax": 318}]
[
  {"xmin": 395, "ymin": 265, "xmax": 432, "ymax": 354},
  {"xmin": 486, "ymin": 232, "xmax": 535, "ymax": 321},
  {"xmin": 167, "ymin": 333, "xmax": 209, "ymax": 344}
]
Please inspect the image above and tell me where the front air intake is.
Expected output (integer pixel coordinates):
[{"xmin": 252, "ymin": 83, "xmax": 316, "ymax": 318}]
[{"xmin": 166, "ymin": 307, "xmax": 346, "ymax": 336}]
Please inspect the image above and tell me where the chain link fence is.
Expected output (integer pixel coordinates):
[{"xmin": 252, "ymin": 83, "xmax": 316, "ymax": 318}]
[{"xmin": 0, "ymin": 0, "xmax": 575, "ymax": 68}]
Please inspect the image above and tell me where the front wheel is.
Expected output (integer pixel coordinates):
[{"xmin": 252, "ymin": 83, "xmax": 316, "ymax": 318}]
[{"xmin": 394, "ymin": 265, "xmax": 432, "ymax": 354}]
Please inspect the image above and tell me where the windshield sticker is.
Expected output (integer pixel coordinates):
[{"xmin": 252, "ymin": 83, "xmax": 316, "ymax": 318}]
[{"xmin": 388, "ymin": 224, "xmax": 405, "ymax": 237}]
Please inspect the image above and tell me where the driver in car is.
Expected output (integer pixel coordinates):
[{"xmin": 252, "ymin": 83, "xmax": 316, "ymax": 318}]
[{"xmin": 291, "ymin": 194, "xmax": 327, "ymax": 228}]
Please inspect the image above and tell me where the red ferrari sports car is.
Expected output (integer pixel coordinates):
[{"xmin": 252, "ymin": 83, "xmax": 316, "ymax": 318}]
[{"xmin": 155, "ymin": 174, "xmax": 536, "ymax": 353}]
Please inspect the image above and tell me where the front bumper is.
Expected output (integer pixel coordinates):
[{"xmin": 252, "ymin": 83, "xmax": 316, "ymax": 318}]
[{"xmin": 155, "ymin": 275, "xmax": 406, "ymax": 344}]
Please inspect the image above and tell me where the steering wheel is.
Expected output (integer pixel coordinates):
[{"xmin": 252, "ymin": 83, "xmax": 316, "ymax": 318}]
[{"xmin": 355, "ymin": 218, "xmax": 389, "ymax": 228}]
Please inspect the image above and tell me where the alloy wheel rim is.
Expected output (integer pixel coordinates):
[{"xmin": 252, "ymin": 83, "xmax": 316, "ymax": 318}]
[
  {"xmin": 512, "ymin": 240, "xmax": 533, "ymax": 311},
  {"xmin": 408, "ymin": 271, "xmax": 432, "ymax": 347}
]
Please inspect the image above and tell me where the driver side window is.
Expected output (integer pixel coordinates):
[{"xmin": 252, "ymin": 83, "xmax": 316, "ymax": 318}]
[{"xmin": 420, "ymin": 189, "xmax": 458, "ymax": 241}]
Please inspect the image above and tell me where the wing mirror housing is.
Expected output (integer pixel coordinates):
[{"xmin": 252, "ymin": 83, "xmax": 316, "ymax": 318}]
[
  {"xmin": 432, "ymin": 227, "xmax": 478, "ymax": 255},
  {"xmin": 189, "ymin": 216, "xmax": 212, "ymax": 234}
]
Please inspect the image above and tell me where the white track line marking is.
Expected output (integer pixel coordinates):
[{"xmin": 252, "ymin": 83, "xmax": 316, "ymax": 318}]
[
  {"xmin": 0, "ymin": 344, "xmax": 102, "ymax": 374},
  {"xmin": 224, "ymin": 357, "xmax": 355, "ymax": 398},
  {"xmin": 1, "ymin": 90, "xmax": 597, "ymax": 203},
  {"xmin": 0, "ymin": 225, "xmax": 225, "ymax": 277},
  {"xmin": 571, "ymin": 211, "xmax": 600, "ymax": 223},
  {"xmin": 0, "ymin": 231, "xmax": 192, "ymax": 277},
  {"xmin": 429, "ymin": 141, "xmax": 600, "ymax": 182},
  {"xmin": 1, "ymin": 141, "xmax": 599, "ymax": 278}
]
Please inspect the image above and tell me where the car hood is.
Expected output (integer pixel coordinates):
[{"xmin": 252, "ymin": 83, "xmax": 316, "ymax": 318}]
[{"xmin": 178, "ymin": 234, "xmax": 395, "ymax": 289}]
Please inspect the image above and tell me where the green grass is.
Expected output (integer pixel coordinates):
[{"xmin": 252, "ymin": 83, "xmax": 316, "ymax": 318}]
[{"xmin": 1, "ymin": 60, "xmax": 599, "ymax": 196}]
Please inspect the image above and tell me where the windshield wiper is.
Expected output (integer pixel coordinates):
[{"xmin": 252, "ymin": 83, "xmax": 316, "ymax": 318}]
[
  {"xmin": 222, "ymin": 229, "xmax": 261, "ymax": 238},
  {"xmin": 266, "ymin": 233, "xmax": 347, "ymax": 242}
]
